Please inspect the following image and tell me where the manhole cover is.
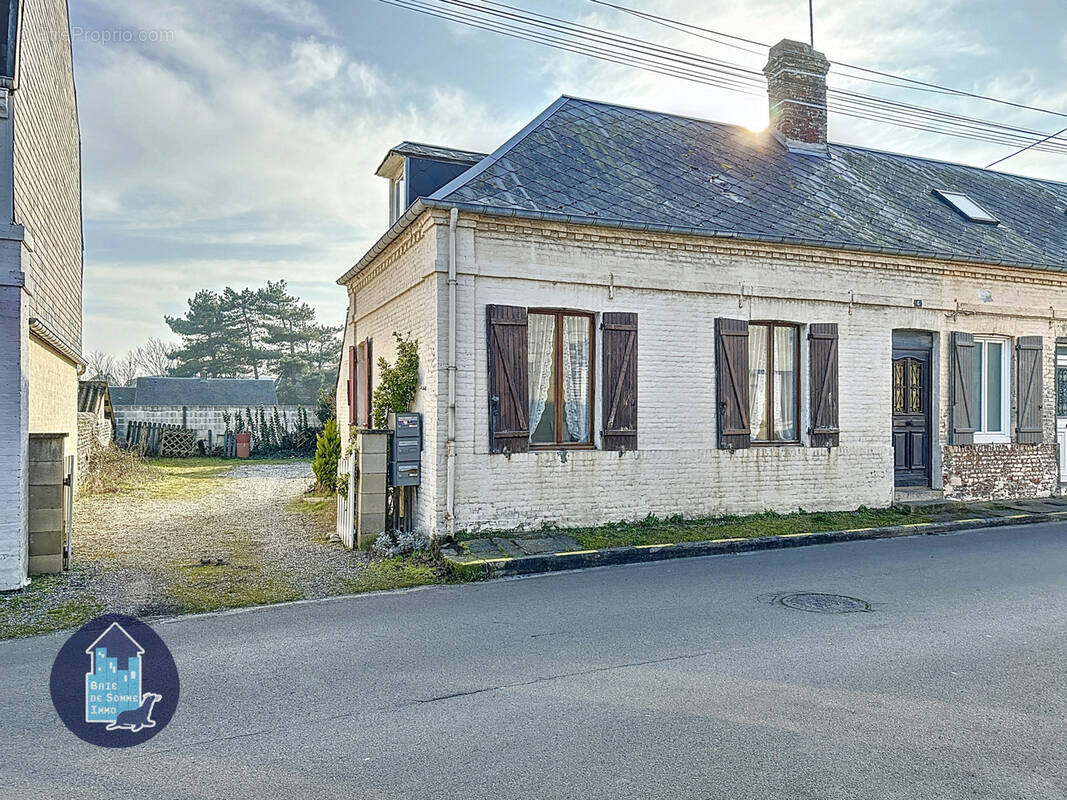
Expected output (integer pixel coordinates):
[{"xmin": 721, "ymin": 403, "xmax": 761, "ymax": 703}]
[{"xmin": 775, "ymin": 592, "xmax": 870, "ymax": 614}]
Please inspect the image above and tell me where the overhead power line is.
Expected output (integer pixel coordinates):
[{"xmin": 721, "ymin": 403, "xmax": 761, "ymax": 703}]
[
  {"xmin": 588, "ymin": 0, "xmax": 1067, "ymax": 123},
  {"xmin": 378, "ymin": 0, "xmax": 1067, "ymax": 160},
  {"xmin": 987, "ymin": 124, "xmax": 1067, "ymax": 168}
]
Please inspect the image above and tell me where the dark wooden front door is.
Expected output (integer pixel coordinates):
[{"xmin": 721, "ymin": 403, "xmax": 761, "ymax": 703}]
[{"xmin": 892, "ymin": 347, "xmax": 931, "ymax": 487}]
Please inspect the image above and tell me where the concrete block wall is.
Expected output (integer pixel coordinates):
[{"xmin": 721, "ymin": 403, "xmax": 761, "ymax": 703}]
[
  {"xmin": 355, "ymin": 431, "xmax": 388, "ymax": 549},
  {"xmin": 343, "ymin": 211, "xmax": 1067, "ymax": 537},
  {"xmin": 112, "ymin": 405, "xmax": 316, "ymax": 446},
  {"xmin": 27, "ymin": 433, "xmax": 65, "ymax": 574}
]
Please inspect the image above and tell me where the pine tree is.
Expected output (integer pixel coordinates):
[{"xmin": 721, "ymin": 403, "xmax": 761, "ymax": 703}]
[
  {"xmin": 220, "ymin": 287, "xmax": 268, "ymax": 379},
  {"xmin": 165, "ymin": 290, "xmax": 243, "ymax": 376}
]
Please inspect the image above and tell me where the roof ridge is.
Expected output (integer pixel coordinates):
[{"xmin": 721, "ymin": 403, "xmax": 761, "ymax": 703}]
[
  {"xmin": 393, "ymin": 140, "xmax": 488, "ymax": 156},
  {"xmin": 562, "ymin": 94, "xmax": 1065, "ymax": 187},
  {"xmin": 430, "ymin": 96, "xmax": 573, "ymax": 202},
  {"xmin": 831, "ymin": 140, "xmax": 1067, "ymax": 189}
]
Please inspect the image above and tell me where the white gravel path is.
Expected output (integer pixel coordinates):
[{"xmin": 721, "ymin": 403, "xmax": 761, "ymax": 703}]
[{"xmin": 70, "ymin": 461, "xmax": 371, "ymax": 616}]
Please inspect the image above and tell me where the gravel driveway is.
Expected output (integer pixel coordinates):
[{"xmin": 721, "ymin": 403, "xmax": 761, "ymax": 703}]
[{"xmin": 1, "ymin": 462, "xmax": 377, "ymax": 636}]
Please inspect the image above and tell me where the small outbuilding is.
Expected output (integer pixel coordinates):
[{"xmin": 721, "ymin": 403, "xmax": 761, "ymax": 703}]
[{"xmin": 76, "ymin": 381, "xmax": 115, "ymax": 472}]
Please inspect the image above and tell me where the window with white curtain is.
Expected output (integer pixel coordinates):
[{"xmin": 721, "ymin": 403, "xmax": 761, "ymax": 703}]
[
  {"xmin": 972, "ymin": 336, "xmax": 1011, "ymax": 443},
  {"xmin": 527, "ymin": 310, "xmax": 593, "ymax": 446},
  {"xmin": 749, "ymin": 322, "xmax": 799, "ymax": 443}
]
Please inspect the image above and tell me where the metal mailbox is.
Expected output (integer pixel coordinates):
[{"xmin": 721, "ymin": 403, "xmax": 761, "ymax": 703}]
[{"xmin": 389, "ymin": 412, "xmax": 422, "ymax": 486}]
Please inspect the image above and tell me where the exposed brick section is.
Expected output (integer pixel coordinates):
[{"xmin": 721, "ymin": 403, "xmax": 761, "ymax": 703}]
[
  {"xmin": 943, "ymin": 443, "xmax": 1057, "ymax": 502},
  {"xmin": 762, "ymin": 39, "xmax": 830, "ymax": 150}
]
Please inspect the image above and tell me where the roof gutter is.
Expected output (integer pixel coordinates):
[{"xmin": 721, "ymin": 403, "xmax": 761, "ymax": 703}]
[
  {"xmin": 445, "ymin": 207, "xmax": 458, "ymax": 540},
  {"xmin": 28, "ymin": 317, "xmax": 86, "ymax": 370}
]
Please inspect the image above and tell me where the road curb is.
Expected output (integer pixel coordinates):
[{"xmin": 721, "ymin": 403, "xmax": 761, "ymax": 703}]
[{"xmin": 445, "ymin": 510, "xmax": 1067, "ymax": 579}]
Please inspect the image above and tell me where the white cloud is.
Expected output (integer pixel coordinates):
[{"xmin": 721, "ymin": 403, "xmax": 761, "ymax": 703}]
[
  {"xmin": 288, "ymin": 38, "xmax": 346, "ymax": 91},
  {"xmin": 349, "ymin": 62, "xmax": 384, "ymax": 97},
  {"xmin": 76, "ymin": 0, "xmax": 520, "ymax": 354}
]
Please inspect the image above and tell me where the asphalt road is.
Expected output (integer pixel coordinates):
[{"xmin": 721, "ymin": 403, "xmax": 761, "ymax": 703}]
[{"xmin": 3, "ymin": 523, "xmax": 1065, "ymax": 799}]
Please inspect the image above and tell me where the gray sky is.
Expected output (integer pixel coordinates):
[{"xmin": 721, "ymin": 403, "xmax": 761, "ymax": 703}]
[{"xmin": 71, "ymin": 0, "xmax": 1067, "ymax": 356}]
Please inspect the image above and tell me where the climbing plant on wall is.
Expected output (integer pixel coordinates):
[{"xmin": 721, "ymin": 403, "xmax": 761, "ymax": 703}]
[{"xmin": 372, "ymin": 332, "xmax": 420, "ymax": 428}]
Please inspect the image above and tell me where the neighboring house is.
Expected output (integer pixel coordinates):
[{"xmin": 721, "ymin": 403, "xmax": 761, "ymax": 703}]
[
  {"xmin": 0, "ymin": 0, "xmax": 84, "ymax": 588},
  {"xmin": 110, "ymin": 376, "xmax": 314, "ymax": 445},
  {"xmin": 76, "ymin": 380, "xmax": 114, "ymax": 472},
  {"xmin": 336, "ymin": 39, "xmax": 1067, "ymax": 540}
]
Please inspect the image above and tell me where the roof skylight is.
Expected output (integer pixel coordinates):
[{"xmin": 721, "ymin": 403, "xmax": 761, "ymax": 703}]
[{"xmin": 933, "ymin": 190, "xmax": 999, "ymax": 224}]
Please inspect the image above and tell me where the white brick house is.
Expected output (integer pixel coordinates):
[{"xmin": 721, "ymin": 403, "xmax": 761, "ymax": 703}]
[
  {"xmin": 336, "ymin": 40, "xmax": 1067, "ymax": 541},
  {"xmin": 0, "ymin": 0, "xmax": 84, "ymax": 588}
]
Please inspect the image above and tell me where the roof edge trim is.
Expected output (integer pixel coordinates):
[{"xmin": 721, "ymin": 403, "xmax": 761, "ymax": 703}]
[
  {"xmin": 415, "ymin": 200, "xmax": 1067, "ymax": 275},
  {"xmin": 336, "ymin": 199, "xmax": 429, "ymax": 285}
]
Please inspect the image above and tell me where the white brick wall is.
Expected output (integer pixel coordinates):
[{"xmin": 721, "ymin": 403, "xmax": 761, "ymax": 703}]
[
  {"xmin": 14, "ymin": 0, "xmax": 83, "ymax": 352},
  {"xmin": 0, "ymin": 0, "xmax": 81, "ymax": 590},
  {"xmin": 0, "ymin": 278, "xmax": 29, "ymax": 590},
  {"xmin": 340, "ymin": 215, "xmax": 444, "ymax": 533},
  {"xmin": 343, "ymin": 210, "xmax": 1067, "ymax": 537}
]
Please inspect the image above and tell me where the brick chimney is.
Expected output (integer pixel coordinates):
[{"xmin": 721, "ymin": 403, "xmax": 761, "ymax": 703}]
[{"xmin": 763, "ymin": 39, "xmax": 830, "ymax": 155}]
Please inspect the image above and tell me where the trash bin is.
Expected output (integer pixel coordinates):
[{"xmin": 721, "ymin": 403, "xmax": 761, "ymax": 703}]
[{"xmin": 236, "ymin": 432, "xmax": 251, "ymax": 459}]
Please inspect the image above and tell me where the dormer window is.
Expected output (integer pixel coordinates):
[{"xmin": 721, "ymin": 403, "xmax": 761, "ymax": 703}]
[
  {"xmin": 376, "ymin": 142, "xmax": 487, "ymax": 227},
  {"xmin": 389, "ymin": 168, "xmax": 406, "ymax": 225},
  {"xmin": 933, "ymin": 189, "xmax": 999, "ymax": 224}
]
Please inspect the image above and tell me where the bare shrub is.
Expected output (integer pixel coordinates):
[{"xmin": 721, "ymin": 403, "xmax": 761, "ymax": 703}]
[{"xmin": 79, "ymin": 443, "xmax": 157, "ymax": 497}]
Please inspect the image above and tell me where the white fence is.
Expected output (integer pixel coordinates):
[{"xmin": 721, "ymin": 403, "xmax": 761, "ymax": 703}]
[{"xmin": 337, "ymin": 452, "xmax": 356, "ymax": 549}]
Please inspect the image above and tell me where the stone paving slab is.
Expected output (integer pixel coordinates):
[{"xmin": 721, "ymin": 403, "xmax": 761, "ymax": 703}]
[
  {"xmin": 490, "ymin": 538, "xmax": 526, "ymax": 558},
  {"xmin": 460, "ymin": 533, "xmax": 584, "ymax": 560},
  {"xmin": 464, "ymin": 538, "xmax": 505, "ymax": 557}
]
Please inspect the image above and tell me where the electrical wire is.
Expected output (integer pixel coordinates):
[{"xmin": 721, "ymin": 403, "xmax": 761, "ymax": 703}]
[
  {"xmin": 588, "ymin": 0, "xmax": 1067, "ymax": 122},
  {"xmin": 378, "ymin": 0, "xmax": 1067, "ymax": 157}
]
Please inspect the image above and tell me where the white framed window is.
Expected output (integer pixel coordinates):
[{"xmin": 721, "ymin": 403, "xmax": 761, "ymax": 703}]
[
  {"xmin": 389, "ymin": 169, "xmax": 406, "ymax": 224},
  {"xmin": 973, "ymin": 336, "xmax": 1011, "ymax": 443}
]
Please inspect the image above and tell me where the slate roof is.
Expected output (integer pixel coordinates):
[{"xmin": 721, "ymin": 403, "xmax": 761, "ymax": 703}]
[
  {"xmin": 340, "ymin": 95, "xmax": 1067, "ymax": 285},
  {"xmin": 403, "ymin": 93, "xmax": 1067, "ymax": 267},
  {"xmin": 390, "ymin": 141, "xmax": 487, "ymax": 164},
  {"xmin": 111, "ymin": 377, "xmax": 279, "ymax": 407},
  {"xmin": 376, "ymin": 141, "xmax": 488, "ymax": 177},
  {"xmin": 108, "ymin": 386, "xmax": 135, "ymax": 406}
]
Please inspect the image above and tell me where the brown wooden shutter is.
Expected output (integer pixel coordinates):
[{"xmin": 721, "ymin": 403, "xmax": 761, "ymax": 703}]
[
  {"xmin": 951, "ymin": 332, "xmax": 976, "ymax": 445},
  {"xmin": 363, "ymin": 339, "xmax": 374, "ymax": 427},
  {"xmin": 487, "ymin": 305, "xmax": 529, "ymax": 454},
  {"xmin": 808, "ymin": 323, "xmax": 839, "ymax": 447},
  {"xmin": 716, "ymin": 318, "xmax": 750, "ymax": 450},
  {"xmin": 1016, "ymin": 336, "xmax": 1043, "ymax": 444},
  {"xmin": 347, "ymin": 344, "xmax": 356, "ymax": 426},
  {"xmin": 601, "ymin": 312, "xmax": 638, "ymax": 451}
]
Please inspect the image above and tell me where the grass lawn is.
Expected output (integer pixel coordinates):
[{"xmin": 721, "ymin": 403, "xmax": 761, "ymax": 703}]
[
  {"xmin": 461, "ymin": 507, "xmax": 928, "ymax": 552},
  {"xmin": 0, "ymin": 572, "xmax": 103, "ymax": 640}
]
